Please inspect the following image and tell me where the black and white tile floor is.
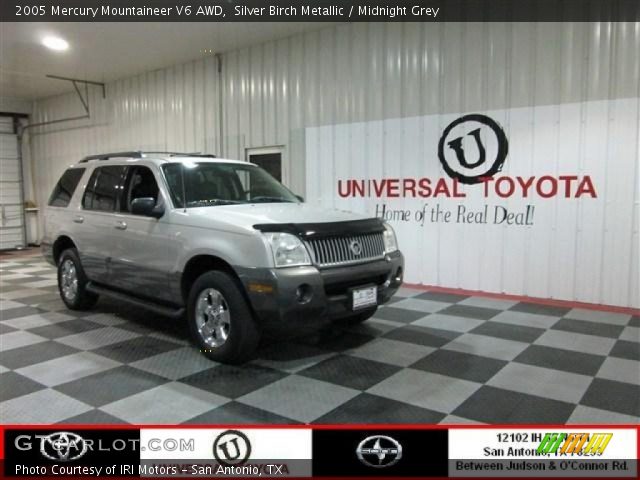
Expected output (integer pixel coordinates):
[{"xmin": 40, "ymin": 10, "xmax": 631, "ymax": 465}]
[{"xmin": 1, "ymin": 251, "xmax": 638, "ymax": 425}]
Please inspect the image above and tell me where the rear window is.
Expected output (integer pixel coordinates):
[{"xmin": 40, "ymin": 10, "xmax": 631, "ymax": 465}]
[{"xmin": 48, "ymin": 168, "xmax": 85, "ymax": 207}]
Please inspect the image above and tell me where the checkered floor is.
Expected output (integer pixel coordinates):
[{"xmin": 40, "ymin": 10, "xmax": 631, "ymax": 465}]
[{"xmin": 1, "ymin": 251, "xmax": 638, "ymax": 425}]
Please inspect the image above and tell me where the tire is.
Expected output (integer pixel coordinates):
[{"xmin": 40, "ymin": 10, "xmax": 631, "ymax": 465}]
[
  {"xmin": 187, "ymin": 271, "xmax": 260, "ymax": 364},
  {"xmin": 343, "ymin": 307, "xmax": 377, "ymax": 325},
  {"xmin": 57, "ymin": 248, "xmax": 99, "ymax": 310}
]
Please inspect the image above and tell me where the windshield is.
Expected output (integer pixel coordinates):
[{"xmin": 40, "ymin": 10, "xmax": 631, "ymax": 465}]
[{"xmin": 161, "ymin": 162, "xmax": 299, "ymax": 208}]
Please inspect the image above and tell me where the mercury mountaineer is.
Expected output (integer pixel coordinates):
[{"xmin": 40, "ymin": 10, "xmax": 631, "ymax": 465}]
[{"xmin": 42, "ymin": 152, "xmax": 404, "ymax": 363}]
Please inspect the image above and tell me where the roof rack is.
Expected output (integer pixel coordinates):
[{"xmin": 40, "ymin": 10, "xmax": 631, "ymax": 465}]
[
  {"xmin": 154, "ymin": 152, "xmax": 217, "ymax": 158},
  {"xmin": 80, "ymin": 151, "xmax": 143, "ymax": 162},
  {"xmin": 79, "ymin": 151, "xmax": 216, "ymax": 163}
]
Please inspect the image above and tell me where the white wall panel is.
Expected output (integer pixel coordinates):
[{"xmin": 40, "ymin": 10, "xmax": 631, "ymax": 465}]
[
  {"xmin": 307, "ymin": 97, "xmax": 639, "ymax": 308},
  {"xmin": 28, "ymin": 22, "xmax": 639, "ymax": 307}
]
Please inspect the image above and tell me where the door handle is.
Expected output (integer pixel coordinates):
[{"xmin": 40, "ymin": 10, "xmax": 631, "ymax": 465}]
[
  {"xmin": 73, "ymin": 215, "xmax": 84, "ymax": 224},
  {"xmin": 115, "ymin": 221, "xmax": 127, "ymax": 230}
]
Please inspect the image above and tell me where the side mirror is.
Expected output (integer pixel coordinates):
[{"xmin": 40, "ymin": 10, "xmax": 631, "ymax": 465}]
[
  {"xmin": 295, "ymin": 195, "xmax": 305, "ymax": 202},
  {"xmin": 131, "ymin": 197, "xmax": 164, "ymax": 218}
]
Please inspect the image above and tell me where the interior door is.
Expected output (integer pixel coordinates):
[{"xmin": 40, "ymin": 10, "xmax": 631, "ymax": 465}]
[
  {"xmin": 246, "ymin": 146, "xmax": 283, "ymax": 183},
  {"xmin": 0, "ymin": 117, "xmax": 26, "ymax": 250}
]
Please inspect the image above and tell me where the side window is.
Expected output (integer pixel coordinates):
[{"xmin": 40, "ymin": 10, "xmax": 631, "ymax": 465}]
[
  {"xmin": 162, "ymin": 164, "xmax": 184, "ymax": 208},
  {"xmin": 121, "ymin": 166, "xmax": 159, "ymax": 214},
  {"xmin": 48, "ymin": 168, "xmax": 85, "ymax": 207},
  {"xmin": 82, "ymin": 166, "xmax": 127, "ymax": 212},
  {"xmin": 82, "ymin": 169, "xmax": 99, "ymax": 210}
]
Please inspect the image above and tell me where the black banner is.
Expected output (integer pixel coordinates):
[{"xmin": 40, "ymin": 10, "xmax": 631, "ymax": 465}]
[
  {"xmin": 2, "ymin": 0, "xmax": 639, "ymax": 22},
  {"xmin": 3, "ymin": 429, "xmax": 139, "ymax": 477},
  {"xmin": 312, "ymin": 429, "xmax": 448, "ymax": 477}
]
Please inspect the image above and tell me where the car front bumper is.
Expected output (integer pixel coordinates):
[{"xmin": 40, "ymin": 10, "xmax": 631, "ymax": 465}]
[{"xmin": 237, "ymin": 250, "xmax": 404, "ymax": 324}]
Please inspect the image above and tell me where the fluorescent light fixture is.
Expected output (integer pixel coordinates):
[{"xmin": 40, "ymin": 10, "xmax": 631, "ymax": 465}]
[{"xmin": 42, "ymin": 36, "xmax": 69, "ymax": 51}]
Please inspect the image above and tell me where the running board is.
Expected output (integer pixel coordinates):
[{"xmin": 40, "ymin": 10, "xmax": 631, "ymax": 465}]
[{"xmin": 86, "ymin": 282, "xmax": 185, "ymax": 319}]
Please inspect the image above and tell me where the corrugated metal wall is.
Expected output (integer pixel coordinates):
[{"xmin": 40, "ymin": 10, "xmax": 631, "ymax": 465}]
[
  {"xmin": 28, "ymin": 22, "xmax": 639, "ymax": 306},
  {"xmin": 28, "ymin": 59, "xmax": 221, "ymax": 205}
]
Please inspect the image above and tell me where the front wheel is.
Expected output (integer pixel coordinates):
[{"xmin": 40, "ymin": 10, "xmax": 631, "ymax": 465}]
[
  {"xmin": 187, "ymin": 271, "xmax": 260, "ymax": 364},
  {"xmin": 57, "ymin": 248, "xmax": 99, "ymax": 310}
]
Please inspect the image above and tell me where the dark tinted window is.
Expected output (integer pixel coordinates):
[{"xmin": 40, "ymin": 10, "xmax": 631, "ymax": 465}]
[
  {"xmin": 82, "ymin": 166, "xmax": 127, "ymax": 212},
  {"xmin": 121, "ymin": 166, "xmax": 159, "ymax": 214},
  {"xmin": 48, "ymin": 168, "xmax": 85, "ymax": 207}
]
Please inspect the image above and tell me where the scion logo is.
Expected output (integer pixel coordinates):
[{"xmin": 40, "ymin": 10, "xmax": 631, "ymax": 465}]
[
  {"xmin": 356, "ymin": 435, "xmax": 402, "ymax": 468},
  {"xmin": 438, "ymin": 113, "xmax": 509, "ymax": 185},
  {"xmin": 213, "ymin": 430, "xmax": 251, "ymax": 466},
  {"xmin": 39, "ymin": 432, "xmax": 87, "ymax": 462}
]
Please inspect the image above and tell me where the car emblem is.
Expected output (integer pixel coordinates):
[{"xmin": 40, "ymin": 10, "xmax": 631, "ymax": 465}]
[
  {"xmin": 40, "ymin": 432, "xmax": 88, "ymax": 462},
  {"xmin": 213, "ymin": 430, "xmax": 251, "ymax": 467},
  {"xmin": 349, "ymin": 240, "xmax": 363, "ymax": 256},
  {"xmin": 356, "ymin": 435, "xmax": 402, "ymax": 468}
]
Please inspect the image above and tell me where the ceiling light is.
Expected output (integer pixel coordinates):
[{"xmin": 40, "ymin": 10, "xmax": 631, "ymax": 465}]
[{"xmin": 42, "ymin": 36, "xmax": 69, "ymax": 51}]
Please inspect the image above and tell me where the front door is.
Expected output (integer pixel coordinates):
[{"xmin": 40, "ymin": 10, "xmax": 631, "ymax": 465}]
[{"xmin": 109, "ymin": 164, "xmax": 172, "ymax": 302}]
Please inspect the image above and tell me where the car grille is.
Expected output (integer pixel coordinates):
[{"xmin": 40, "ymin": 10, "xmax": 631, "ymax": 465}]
[{"xmin": 305, "ymin": 233, "xmax": 385, "ymax": 268}]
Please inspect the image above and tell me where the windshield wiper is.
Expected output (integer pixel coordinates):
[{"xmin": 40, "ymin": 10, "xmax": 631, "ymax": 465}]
[
  {"xmin": 187, "ymin": 199, "xmax": 240, "ymax": 207},
  {"xmin": 250, "ymin": 196, "xmax": 294, "ymax": 203}
]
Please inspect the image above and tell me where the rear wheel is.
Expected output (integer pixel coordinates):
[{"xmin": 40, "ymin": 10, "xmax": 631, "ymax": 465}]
[
  {"xmin": 187, "ymin": 271, "xmax": 260, "ymax": 364},
  {"xmin": 57, "ymin": 248, "xmax": 99, "ymax": 310}
]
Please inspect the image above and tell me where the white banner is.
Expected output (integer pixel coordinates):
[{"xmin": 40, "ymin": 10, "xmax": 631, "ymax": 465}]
[
  {"xmin": 139, "ymin": 428, "xmax": 311, "ymax": 477},
  {"xmin": 448, "ymin": 428, "xmax": 638, "ymax": 478},
  {"xmin": 305, "ymin": 99, "xmax": 639, "ymax": 307},
  {"xmin": 449, "ymin": 429, "xmax": 637, "ymax": 460},
  {"xmin": 140, "ymin": 428, "xmax": 311, "ymax": 459}
]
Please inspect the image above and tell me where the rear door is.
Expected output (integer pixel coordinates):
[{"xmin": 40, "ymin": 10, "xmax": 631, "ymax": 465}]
[
  {"xmin": 109, "ymin": 164, "xmax": 172, "ymax": 301},
  {"xmin": 76, "ymin": 165, "xmax": 127, "ymax": 284}
]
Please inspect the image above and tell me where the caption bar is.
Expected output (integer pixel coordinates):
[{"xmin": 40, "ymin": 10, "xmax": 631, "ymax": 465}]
[
  {"xmin": 1, "ymin": 426, "xmax": 638, "ymax": 478},
  {"xmin": 3, "ymin": 0, "xmax": 640, "ymax": 22}
]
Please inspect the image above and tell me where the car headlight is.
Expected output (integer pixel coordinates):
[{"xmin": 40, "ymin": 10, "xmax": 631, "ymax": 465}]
[
  {"xmin": 263, "ymin": 232, "xmax": 311, "ymax": 267},
  {"xmin": 382, "ymin": 222, "xmax": 398, "ymax": 253}
]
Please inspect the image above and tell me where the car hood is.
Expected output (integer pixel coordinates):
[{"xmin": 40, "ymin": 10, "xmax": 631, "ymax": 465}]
[{"xmin": 183, "ymin": 202, "xmax": 372, "ymax": 233}]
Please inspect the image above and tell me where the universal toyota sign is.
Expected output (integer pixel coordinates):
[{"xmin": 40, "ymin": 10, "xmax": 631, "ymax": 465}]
[
  {"xmin": 335, "ymin": 113, "xmax": 597, "ymax": 228},
  {"xmin": 305, "ymin": 99, "xmax": 635, "ymax": 307},
  {"xmin": 337, "ymin": 113, "xmax": 597, "ymax": 202}
]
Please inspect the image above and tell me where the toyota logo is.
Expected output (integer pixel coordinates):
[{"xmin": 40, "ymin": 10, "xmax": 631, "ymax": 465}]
[
  {"xmin": 349, "ymin": 240, "xmax": 363, "ymax": 256},
  {"xmin": 40, "ymin": 432, "xmax": 87, "ymax": 462},
  {"xmin": 356, "ymin": 435, "xmax": 402, "ymax": 468}
]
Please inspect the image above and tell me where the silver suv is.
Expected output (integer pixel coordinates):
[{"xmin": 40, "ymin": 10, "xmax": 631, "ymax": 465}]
[{"xmin": 42, "ymin": 152, "xmax": 404, "ymax": 363}]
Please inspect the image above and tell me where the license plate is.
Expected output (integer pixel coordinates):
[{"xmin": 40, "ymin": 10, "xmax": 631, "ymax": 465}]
[{"xmin": 352, "ymin": 286, "xmax": 377, "ymax": 310}]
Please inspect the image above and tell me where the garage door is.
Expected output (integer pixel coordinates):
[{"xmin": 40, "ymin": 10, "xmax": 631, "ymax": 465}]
[{"xmin": 0, "ymin": 116, "xmax": 26, "ymax": 250}]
